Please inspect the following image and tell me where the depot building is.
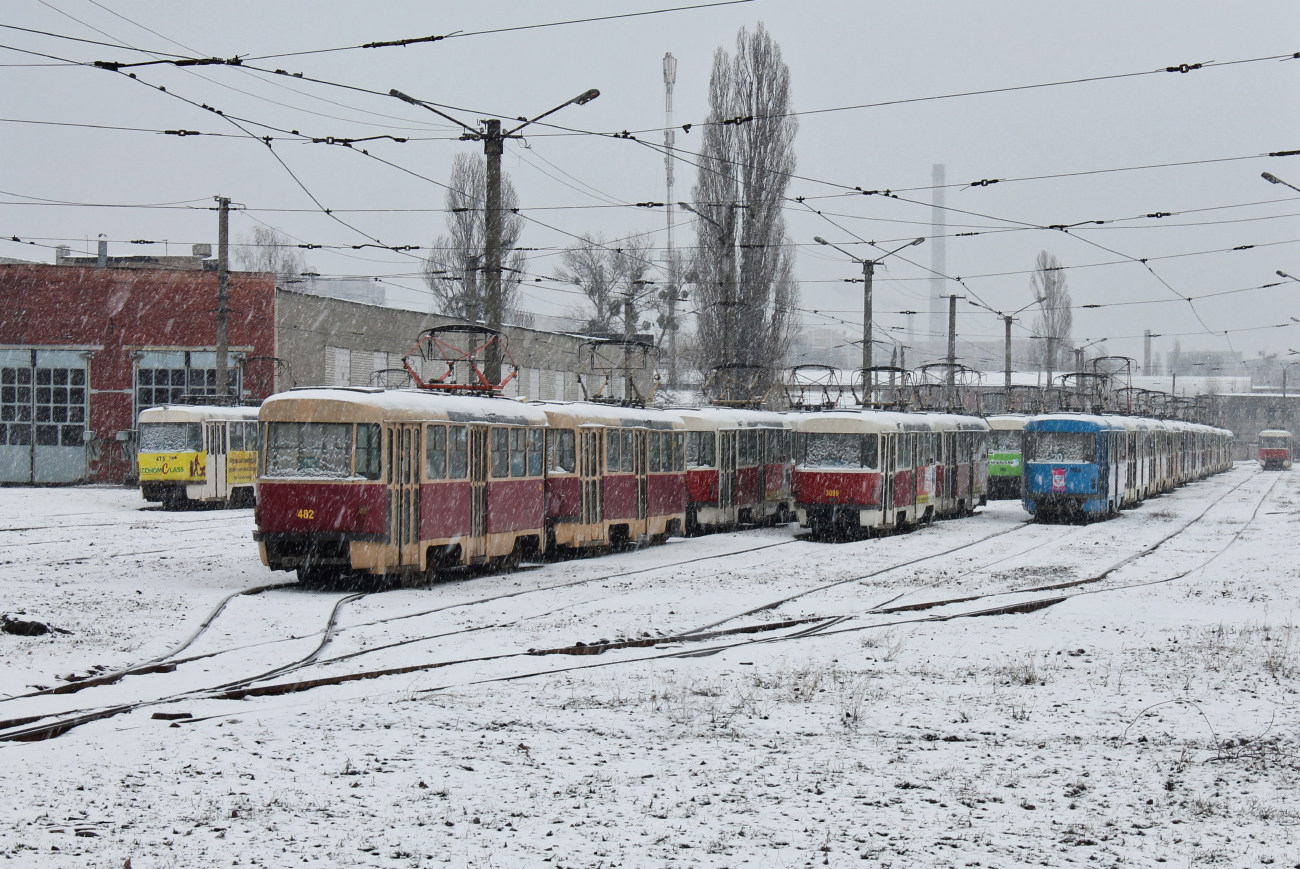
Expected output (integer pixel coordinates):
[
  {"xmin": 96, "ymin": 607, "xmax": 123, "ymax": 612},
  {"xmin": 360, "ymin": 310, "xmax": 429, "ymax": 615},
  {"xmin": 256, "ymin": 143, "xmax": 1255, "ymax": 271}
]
[{"xmin": 0, "ymin": 252, "xmax": 653, "ymax": 485}]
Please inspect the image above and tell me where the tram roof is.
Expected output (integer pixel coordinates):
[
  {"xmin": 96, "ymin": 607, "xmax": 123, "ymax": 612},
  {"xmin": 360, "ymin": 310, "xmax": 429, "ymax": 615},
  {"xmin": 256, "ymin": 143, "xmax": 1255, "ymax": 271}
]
[
  {"xmin": 985, "ymin": 414, "xmax": 1027, "ymax": 431},
  {"xmin": 138, "ymin": 404, "xmax": 261, "ymax": 423},
  {"xmin": 261, "ymin": 388, "xmax": 549, "ymax": 426},
  {"xmin": 530, "ymin": 401, "xmax": 684, "ymax": 431},
  {"xmin": 668, "ymin": 406, "xmax": 792, "ymax": 430},
  {"xmin": 1259, "ymin": 429, "xmax": 1292, "ymax": 438}
]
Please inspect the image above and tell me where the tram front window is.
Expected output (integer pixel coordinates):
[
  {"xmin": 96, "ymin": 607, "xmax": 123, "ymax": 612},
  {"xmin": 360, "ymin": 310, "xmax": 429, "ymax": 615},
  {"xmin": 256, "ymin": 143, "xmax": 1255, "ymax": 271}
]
[
  {"xmin": 1027, "ymin": 432, "xmax": 1094, "ymax": 463},
  {"xmin": 1260, "ymin": 435, "xmax": 1290, "ymax": 450},
  {"xmin": 264, "ymin": 422, "xmax": 354, "ymax": 478},
  {"xmin": 139, "ymin": 422, "xmax": 202, "ymax": 452},
  {"xmin": 990, "ymin": 430, "xmax": 1022, "ymax": 452},
  {"xmin": 800, "ymin": 432, "xmax": 879, "ymax": 470}
]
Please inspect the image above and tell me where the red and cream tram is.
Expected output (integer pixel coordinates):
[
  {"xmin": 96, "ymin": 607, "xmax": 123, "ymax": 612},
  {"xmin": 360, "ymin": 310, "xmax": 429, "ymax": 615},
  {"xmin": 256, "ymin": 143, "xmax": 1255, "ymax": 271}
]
[
  {"xmin": 675, "ymin": 407, "xmax": 794, "ymax": 532},
  {"xmin": 1258, "ymin": 429, "xmax": 1292, "ymax": 470},
  {"xmin": 255, "ymin": 388, "xmax": 553, "ymax": 582},
  {"xmin": 532, "ymin": 402, "xmax": 686, "ymax": 551},
  {"xmin": 791, "ymin": 411, "xmax": 989, "ymax": 539}
]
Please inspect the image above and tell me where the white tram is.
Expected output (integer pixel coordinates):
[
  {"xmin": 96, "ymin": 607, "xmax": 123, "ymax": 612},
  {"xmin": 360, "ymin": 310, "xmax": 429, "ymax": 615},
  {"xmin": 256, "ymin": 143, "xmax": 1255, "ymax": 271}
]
[{"xmin": 138, "ymin": 404, "xmax": 261, "ymax": 508}]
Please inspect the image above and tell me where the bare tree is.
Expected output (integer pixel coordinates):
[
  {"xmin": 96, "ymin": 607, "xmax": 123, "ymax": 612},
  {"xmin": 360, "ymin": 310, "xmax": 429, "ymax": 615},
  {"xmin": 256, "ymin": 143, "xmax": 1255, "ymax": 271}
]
[
  {"xmin": 556, "ymin": 233, "xmax": 657, "ymax": 337},
  {"xmin": 1030, "ymin": 250, "xmax": 1072, "ymax": 384},
  {"xmin": 689, "ymin": 22, "xmax": 799, "ymax": 395},
  {"xmin": 422, "ymin": 153, "xmax": 531, "ymax": 326},
  {"xmin": 234, "ymin": 224, "xmax": 307, "ymax": 286}
]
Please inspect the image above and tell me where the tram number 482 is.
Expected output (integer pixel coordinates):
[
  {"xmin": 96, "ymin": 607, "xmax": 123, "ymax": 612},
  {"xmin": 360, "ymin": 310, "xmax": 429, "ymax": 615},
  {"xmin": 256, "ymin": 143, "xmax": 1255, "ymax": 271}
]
[{"xmin": 295, "ymin": 508, "xmax": 316, "ymax": 520}]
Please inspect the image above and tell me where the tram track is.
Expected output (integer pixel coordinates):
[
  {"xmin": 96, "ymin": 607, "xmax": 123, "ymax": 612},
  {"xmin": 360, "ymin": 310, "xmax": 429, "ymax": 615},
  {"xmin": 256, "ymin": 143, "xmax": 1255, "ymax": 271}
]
[{"xmin": 2, "ymin": 470, "xmax": 1266, "ymax": 743}]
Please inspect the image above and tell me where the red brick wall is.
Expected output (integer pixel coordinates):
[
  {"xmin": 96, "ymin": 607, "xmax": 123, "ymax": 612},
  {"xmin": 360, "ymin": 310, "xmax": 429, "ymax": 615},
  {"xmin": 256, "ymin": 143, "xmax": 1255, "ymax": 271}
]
[{"xmin": 0, "ymin": 264, "xmax": 276, "ymax": 482}]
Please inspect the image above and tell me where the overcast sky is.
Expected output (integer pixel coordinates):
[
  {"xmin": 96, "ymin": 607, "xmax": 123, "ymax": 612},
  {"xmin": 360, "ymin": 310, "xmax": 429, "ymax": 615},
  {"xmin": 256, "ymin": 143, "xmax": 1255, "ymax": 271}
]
[{"xmin": 3, "ymin": 0, "xmax": 1297, "ymax": 369}]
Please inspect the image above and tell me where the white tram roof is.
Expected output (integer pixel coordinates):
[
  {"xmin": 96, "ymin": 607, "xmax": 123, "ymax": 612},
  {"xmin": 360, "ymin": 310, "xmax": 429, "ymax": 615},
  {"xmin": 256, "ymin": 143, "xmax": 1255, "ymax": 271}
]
[
  {"xmin": 921, "ymin": 412, "xmax": 991, "ymax": 432},
  {"xmin": 790, "ymin": 409, "xmax": 971, "ymax": 434},
  {"xmin": 1259, "ymin": 429, "xmax": 1292, "ymax": 438},
  {"xmin": 261, "ymin": 387, "xmax": 549, "ymax": 426},
  {"xmin": 138, "ymin": 404, "xmax": 262, "ymax": 424},
  {"xmin": 669, "ymin": 405, "xmax": 792, "ymax": 431},
  {"xmin": 985, "ymin": 414, "xmax": 1027, "ymax": 431},
  {"xmin": 530, "ymin": 400, "xmax": 684, "ymax": 431}
]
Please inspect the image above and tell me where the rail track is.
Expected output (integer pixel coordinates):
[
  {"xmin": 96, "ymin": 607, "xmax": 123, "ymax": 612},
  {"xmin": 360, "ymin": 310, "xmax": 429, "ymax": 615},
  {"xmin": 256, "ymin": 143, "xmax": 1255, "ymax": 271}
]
[{"xmin": 1, "ymin": 467, "xmax": 1270, "ymax": 743}]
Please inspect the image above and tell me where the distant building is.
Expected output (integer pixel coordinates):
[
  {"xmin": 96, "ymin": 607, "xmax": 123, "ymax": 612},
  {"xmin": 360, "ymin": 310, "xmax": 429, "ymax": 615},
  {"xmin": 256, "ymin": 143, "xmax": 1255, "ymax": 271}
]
[{"xmin": 0, "ymin": 263, "xmax": 654, "ymax": 485}]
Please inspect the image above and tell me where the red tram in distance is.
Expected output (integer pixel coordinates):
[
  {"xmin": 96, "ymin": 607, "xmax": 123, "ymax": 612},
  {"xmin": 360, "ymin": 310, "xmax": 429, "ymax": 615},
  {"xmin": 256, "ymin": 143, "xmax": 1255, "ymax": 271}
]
[
  {"xmin": 791, "ymin": 410, "xmax": 989, "ymax": 539},
  {"xmin": 253, "ymin": 388, "xmax": 689, "ymax": 583},
  {"xmin": 1258, "ymin": 429, "xmax": 1292, "ymax": 470},
  {"xmin": 674, "ymin": 407, "xmax": 794, "ymax": 532}
]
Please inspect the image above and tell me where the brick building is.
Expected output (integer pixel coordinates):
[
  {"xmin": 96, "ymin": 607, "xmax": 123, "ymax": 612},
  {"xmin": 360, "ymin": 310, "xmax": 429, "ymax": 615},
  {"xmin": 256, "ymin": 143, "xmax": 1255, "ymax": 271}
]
[{"xmin": 0, "ymin": 264, "xmax": 277, "ymax": 484}]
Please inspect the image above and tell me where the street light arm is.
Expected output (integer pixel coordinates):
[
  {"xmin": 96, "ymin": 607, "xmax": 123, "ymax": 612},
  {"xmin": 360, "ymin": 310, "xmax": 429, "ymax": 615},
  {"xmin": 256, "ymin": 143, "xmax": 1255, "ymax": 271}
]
[
  {"xmin": 812, "ymin": 236, "xmax": 861, "ymax": 263},
  {"xmin": 871, "ymin": 237, "xmax": 926, "ymax": 264},
  {"xmin": 388, "ymin": 89, "xmax": 478, "ymax": 134},
  {"xmin": 505, "ymin": 88, "xmax": 600, "ymax": 136},
  {"xmin": 1262, "ymin": 171, "xmax": 1300, "ymax": 195}
]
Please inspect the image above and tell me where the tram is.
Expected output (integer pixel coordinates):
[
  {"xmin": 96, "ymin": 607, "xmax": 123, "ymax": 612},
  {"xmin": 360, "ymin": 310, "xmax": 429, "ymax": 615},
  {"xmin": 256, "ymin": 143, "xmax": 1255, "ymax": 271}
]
[
  {"xmin": 790, "ymin": 411, "xmax": 989, "ymax": 538},
  {"xmin": 1258, "ymin": 429, "xmax": 1292, "ymax": 470},
  {"xmin": 137, "ymin": 404, "xmax": 261, "ymax": 509},
  {"xmin": 986, "ymin": 415, "xmax": 1026, "ymax": 500},
  {"xmin": 1022, "ymin": 414, "xmax": 1233, "ymax": 522},
  {"xmin": 675, "ymin": 407, "xmax": 794, "ymax": 532},
  {"xmin": 532, "ymin": 401, "xmax": 686, "ymax": 551}
]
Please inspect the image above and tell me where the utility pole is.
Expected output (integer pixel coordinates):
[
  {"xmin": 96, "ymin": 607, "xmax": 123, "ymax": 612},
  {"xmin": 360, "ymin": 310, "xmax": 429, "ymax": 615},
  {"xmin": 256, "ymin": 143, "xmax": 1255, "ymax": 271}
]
[
  {"xmin": 482, "ymin": 119, "xmax": 505, "ymax": 384},
  {"xmin": 813, "ymin": 235, "xmax": 923, "ymax": 404},
  {"xmin": 1075, "ymin": 346, "xmax": 1084, "ymax": 373},
  {"xmin": 1143, "ymin": 329, "xmax": 1152, "ymax": 373},
  {"xmin": 861, "ymin": 258, "xmax": 874, "ymax": 399},
  {"xmin": 215, "ymin": 196, "xmax": 230, "ymax": 400},
  {"xmin": 1003, "ymin": 315, "xmax": 1013, "ymax": 389},
  {"xmin": 623, "ymin": 289, "xmax": 636, "ymax": 401},
  {"xmin": 663, "ymin": 52, "xmax": 679, "ymax": 389},
  {"xmin": 389, "ymin": 86, "xmax": 599, "ymax": 386},
  {"xmin": 944, "ymin": 294, "xmax": 964, "ymax": 385},
  {"xmin": 722, "ymin": 204, "xmax": 737, "ymax": 367}
]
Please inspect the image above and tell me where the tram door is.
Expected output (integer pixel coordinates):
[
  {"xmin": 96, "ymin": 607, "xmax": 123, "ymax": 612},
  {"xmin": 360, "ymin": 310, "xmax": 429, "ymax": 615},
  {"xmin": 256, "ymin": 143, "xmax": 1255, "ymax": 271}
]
[
  {"xmin": 204, "ymin": 422, "xmax": 225, "ymax": 500},
  {"xmin": 718, "ymin": 430, "xmax": 738, "ymax": 513},
  {"xmin": 468, "ymin": 426, "xmax": 488, "ymax": 550},
  {"xmin": 880, "ymin": 433, "xmax": 897, "ymax": 526},
  {"xmin": 386, "ymin": 424, "xmax": 422, "ymax": 567},
  {"xmin": 634, "ymin": 430, "xmax": 648, "ymax": 523},
  {"xmin": 579, "ymin": 429, "xmax": 602, "ymax": 528}
]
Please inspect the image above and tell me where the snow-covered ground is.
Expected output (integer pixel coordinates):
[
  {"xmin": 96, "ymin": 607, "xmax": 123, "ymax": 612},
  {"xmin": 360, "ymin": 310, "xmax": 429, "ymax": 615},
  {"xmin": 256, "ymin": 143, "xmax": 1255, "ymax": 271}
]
[{"xmin": 2, "ymin": 466, "xmax": 1299, "ymax": 868}]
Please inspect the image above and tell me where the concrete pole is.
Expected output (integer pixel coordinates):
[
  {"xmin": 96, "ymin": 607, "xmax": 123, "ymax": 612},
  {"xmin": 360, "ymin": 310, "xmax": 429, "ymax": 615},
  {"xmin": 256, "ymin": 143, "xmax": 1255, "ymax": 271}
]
[
  {"xmin": 862, "ymin": 258, "xmax": 874, "ymax": 403},
  {"xmin": 1004, "ymin": 315, "xmax": 1013, "ymax": 389},
  {"xmin": 483, "ymin": 119, "xmax": 504, "ymax": 384},
  {"xmin": 216, "ymin": 196, "xmax": 230, "ymax": 399},
  {"xmin": 946, "ymin": 294, "xmax": 959, "ymax": 386},
  {"xmin": 722, "ymin": 205, "xmax": 736, "ymax": 367}
]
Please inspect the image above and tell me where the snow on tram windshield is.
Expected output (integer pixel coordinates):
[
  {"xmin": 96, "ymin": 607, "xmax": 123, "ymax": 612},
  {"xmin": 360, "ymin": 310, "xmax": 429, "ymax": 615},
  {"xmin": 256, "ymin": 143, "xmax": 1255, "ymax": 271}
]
[
  {"xmin": 138, "ymin": 422, "xmax": 202, "ymax": 452},
  {"xmin": 799, "ymin": 432, "xmax": 879, "ymax": 470},
  {"xmin": 1027, "ymin": 431, "xmax": 1094, "ymax": 463}
]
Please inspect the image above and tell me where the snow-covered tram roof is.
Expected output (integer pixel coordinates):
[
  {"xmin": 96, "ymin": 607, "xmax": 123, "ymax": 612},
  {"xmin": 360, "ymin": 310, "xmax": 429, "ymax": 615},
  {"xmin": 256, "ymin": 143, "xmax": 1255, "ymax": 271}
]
[
  {"xmin": 138, "ymin": 404, "xmax": 262, "ymax": 424},
  {"xmin": 985, "ymin": 414, "xmax": 1028, "ymax": 431},
  {"xmin": 260, "ymin": 388, "xmax": 549, "ymax": 426},
  {"xmin": 669, "ymin": 406, "xmax": 792, "ymax": 431},
  {"xmin": 1259, "ymin": 429, "xmax": 1292, "ymax": 438},
  {"xmin": 530, "ymin": 401, "xmax": 684, "ymax": 431}
]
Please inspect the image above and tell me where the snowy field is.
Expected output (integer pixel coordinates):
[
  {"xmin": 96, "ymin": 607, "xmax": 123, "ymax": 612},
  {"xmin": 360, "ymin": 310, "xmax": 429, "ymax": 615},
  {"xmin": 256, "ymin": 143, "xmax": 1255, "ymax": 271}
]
[{"xmin": 2, "ymin": 465, "xmax": 1300, "ymax": 868}]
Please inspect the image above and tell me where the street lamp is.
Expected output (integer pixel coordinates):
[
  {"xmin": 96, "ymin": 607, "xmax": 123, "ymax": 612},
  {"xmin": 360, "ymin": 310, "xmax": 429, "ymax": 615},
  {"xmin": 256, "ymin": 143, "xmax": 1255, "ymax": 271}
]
[
  {"xmin": 1263, "ymin": 172, "xmax": 1300, "ymax": 194},
  {"xmin": 391, "ymin": 87, "xmax": 600, "ymax": 383},
  {"xmin": 813, "ymin": 236, "xmax": 924, "ymax": 398}
]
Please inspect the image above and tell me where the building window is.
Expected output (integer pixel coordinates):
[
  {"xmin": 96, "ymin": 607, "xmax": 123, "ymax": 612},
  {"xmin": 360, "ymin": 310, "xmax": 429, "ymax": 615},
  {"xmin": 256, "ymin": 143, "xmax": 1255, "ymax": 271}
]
[{"xmin": 135, "ymin": 351, "xmax": 241, "ymax": 416}]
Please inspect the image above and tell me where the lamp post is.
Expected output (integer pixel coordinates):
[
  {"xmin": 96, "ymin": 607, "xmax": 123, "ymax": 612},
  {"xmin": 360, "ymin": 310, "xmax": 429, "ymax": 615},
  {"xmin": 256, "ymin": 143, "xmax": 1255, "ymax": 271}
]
[
  {"xmin": 814, "ymin": 236, "xmax": 924, "ymax": 402},
  {"xmin": 392, "ymin": 87, "xmax": 600, "ymax": 383},
  {"xmin": 1262, "ymin": 172, "xmax": 1300, "ymax": 194}
]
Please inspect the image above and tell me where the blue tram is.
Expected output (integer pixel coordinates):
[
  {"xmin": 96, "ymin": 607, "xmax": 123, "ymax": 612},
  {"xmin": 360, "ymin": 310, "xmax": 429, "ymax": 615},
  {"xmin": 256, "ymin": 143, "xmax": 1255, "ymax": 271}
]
[{"xmin": 1022, "ymin": 414, "xmax": 1233, "ymax": 522}]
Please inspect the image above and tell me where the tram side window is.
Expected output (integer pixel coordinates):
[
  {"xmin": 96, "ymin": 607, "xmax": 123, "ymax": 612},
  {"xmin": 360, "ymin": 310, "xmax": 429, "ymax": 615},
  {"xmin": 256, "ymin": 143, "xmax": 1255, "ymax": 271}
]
[
  {"xmin": 606, "ymin": 428, "xmax": 622, "ymax": 472},
  {"xmin": 265, "ymin": 422, "xmax": 354, "ymax": 478},
  {"xmin": 897, "ymin": 433, "xmax": 912, "ymax": 468},
  {"xmin": 976, "ymin": 432, "xmax": 988, "ymax": 461},
  {"xmin": 548, "ymin": 428, "xmax": 576, "ymax": 474},
  {"xmin": 509, "ymin": 427, "xmax": 527, "ymax": 477},
  {"xmin": 526, "ymin": 428, "xmax": 544, "ymax": 477},
  {"xmin": 426, "ymin": 424, "xmax": 447, "ymax": 479},
  {"xmin": 735, "ymin": 429, "xmax": 755, "ymax": 467},
  {"xmin": 648, "ymin": 430, "xmax": 661, "ymax": 472},
  {"xmin": 490, "ymin": 427, "xmax": 510, "ymax": 478},
  {"xmin": 228, "ymin": 423, "xmax": 244, "ymax": 452},
  {"xmin": 448, "ymin": 426, "xmax": 469, "ymax": 478},
  {"xmin": 675, "ymin": 433, "xmax": 686, "ymax": 471},
  {"xmin": 687, "ymin": 431, "xmax": 716, "ymax": 469},
  {"xmin": 354, "ymin": 423, "xmax": 381, "ymax": 480},
  {"xmin": 620, "ymin": 429, "xmax": 635, "ymax": 473}
]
